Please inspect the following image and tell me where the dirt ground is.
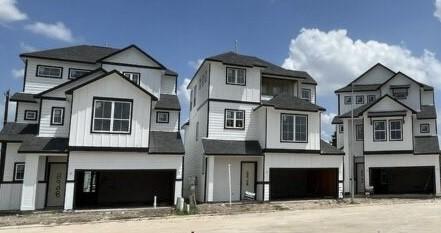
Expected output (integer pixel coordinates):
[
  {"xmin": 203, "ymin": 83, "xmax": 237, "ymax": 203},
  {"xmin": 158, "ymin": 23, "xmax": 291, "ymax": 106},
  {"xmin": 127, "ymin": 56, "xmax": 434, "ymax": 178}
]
[{"xmin": 0, "ymin": 198, "xmax": 440, "ymax": 232}]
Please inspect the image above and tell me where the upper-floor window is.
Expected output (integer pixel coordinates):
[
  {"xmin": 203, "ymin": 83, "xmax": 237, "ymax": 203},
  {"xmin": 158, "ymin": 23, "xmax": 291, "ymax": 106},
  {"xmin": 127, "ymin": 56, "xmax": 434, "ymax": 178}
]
[
  {"xmin": 391, "ymin": 88, "xmax": 408, "ymax": 99},
  {"xmin": 367, "ymin": 95, "xmax": 376, "ymax": 103},
  {"xmin": 339, "ymin": 125, "xmax": 344, "ymax": 133},
  {"xmin": 344, "ymin": 96, "xmax": 352, "ymax": 105},
  {"xmin": 24, "ymin": 110, "xmax": 38, "ymax": 121},
  {"xmin": 123, "ymin": 72, "xmax": 141, "ymax": 85},
  {"xmin": 156, "ymin": 111, "xmax": 169, "ymax": 123},
  {"xmin": 199, "ymin": 69, "xmax": 208, "ymax": 90},
  {"xmin": 51, "ymin": 107, "xmax": 65, "ymax": 126},
  {"xmin": 420, "ymin": 123, "xmax": 430, "ymax": 133},
  {"xmin": 13, "ymin": 163, "xmax": 25, "ymax": 181},
  {"xmin": 92, "ymin": 98, "xmax": 132, "ymax": 134},
  {"xmin": 225, "ymin": 109, "xmax": 245, "ymax": 129},
  {"xmin": 192, "ymin": 86, "xmax": 197, "ymax": 108},
  {"xmin": 356, "ymin": 124, "xmax": 364, "ymax": 141},
  {"xmin": 36, "ymin": 65, "xmax": 62, "ymax": 78},
  {"xmin": 389, "ymin": 120, "xmax": 402, "ymax": 141},
  {"xmin": 373, "ymin": 120, "xmax": 387, "ymax": 141},
  {"xmin": 281, "ymin": 114, "xmax": 307, "ymax": 142},
  {"xmin": 356, "ymin": 95, "xmax": 364, "ymax": 104},
  {"xmin": 301, "ymin": 88, "xmax": 311, "ymax": 101},
  {"xmin": 69, "ymin": 68, "xmax": 91, "ymax": 79},
  {"xmin": 226, "ymin": 67, "xmax": 246, "ymax": 85}
]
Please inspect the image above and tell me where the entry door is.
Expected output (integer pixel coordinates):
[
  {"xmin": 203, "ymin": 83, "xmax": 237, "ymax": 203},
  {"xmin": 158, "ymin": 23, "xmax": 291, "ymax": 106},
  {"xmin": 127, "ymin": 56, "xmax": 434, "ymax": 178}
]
[
  {"xmin": 356, "ymin": 163, "xmax": 365, "ymax": 194},
  {"xmin": 46, "ymin": 163, "xmax": 67, "ymax": 207},
  {"xmin": 241, "ymin": 162, "xmax": 256, "ymax": 200}
]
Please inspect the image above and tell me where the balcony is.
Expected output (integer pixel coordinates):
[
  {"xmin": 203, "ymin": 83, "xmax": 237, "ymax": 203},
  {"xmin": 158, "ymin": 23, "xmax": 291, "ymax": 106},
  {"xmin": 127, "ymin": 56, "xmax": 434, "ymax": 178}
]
[{"xmin": 261, "ymin": 77, "xmax": 297, "ymax": 100}]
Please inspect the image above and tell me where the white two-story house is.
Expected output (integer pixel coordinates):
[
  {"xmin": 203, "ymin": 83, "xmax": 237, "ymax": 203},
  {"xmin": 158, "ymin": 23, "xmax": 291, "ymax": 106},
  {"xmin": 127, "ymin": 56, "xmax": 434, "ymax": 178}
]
[
  {"xmin": 183, "ymin": 52, "xmax": 344, "ymax": 203},
  {"xmin": 333, "ymin": 63, "xmax": 440, "ymax": 196},
  {"xmin": 0, "ymin": 45, "xmax": 184, "ymax": 211}
]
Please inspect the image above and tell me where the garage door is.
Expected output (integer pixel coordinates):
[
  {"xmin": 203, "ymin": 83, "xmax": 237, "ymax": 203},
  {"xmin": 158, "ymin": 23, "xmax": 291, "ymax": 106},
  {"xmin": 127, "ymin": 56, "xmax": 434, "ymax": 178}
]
[
  {"xmin": 74, "ymin": 170, "xmax": 175, "ymax": 208},
  {"xmin": 370, "ymin": 167, "xmax": 434, "ymax": 194},
  {"xmin": 270, "ymin": 168, "xmax": 338, "ymax": 200}
]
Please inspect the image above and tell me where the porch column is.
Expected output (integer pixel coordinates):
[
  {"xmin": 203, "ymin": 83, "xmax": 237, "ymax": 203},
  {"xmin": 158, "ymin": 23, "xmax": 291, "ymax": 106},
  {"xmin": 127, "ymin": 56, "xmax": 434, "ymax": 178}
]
[
  {"xmin": 206, "ymin": 156, "xmax": 215, "ymax": 202},
  {"xmin": 435, "ymin": 160, "xmax": 441, "ymax": 196},
  {"xmin": 20, "ymin": 154, "xmax": 40, "ymax": 211}
]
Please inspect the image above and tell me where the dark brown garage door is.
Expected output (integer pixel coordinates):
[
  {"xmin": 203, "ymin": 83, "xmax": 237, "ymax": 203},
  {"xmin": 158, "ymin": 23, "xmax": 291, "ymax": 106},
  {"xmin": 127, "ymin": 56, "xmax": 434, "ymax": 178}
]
[
  {"xmin": 370, "ymin": 167, "xmax": 435, "ymax": 194},
  {"xmin": 74, "ymin": 170, "xmax": 175, "ymax": 209},
  {"xmin": 270, "ymin": 168, "xmax": 338, "ymax": 200}
]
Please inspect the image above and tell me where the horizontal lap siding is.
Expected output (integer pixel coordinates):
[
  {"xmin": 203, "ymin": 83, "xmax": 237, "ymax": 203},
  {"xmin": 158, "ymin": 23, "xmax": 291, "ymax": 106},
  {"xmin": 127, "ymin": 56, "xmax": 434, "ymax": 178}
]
[
  {"xmin": 151, "ymin": 110, "xmax": 179, "ymax": 132},
  {"xmin": 16, "ymin": 102, "xmax": 39, "ymax": 123}
]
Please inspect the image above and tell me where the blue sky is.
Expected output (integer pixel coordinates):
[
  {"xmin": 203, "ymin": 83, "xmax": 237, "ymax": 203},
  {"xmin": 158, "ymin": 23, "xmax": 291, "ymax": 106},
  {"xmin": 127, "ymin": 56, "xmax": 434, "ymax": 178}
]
[{"xmin": 1, "ymin": 0, "xmax": 441, "ymax": 139}]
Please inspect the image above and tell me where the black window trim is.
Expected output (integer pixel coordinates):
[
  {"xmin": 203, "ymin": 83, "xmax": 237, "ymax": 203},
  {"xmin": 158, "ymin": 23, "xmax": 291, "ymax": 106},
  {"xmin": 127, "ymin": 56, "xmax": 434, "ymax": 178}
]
[
  {"xmin": 339, "ymin": 125, "xmax": 344, "ymax": 133},
  {"xmin": 373, "ymin": 120, "xmax": 387, "ymax": 142},
  {"xmin": 367, "ymin": 95, "xmax": 376, "ymax": 103},
  {"xmin": 68, "ymin": 68, "xmax": 92, "ymax": 80},
  {"xmin": 122, "ymin": 71, "xmax": 141, "ymax": 85},
  {"xmin": 280, "ymin": 113, "xmax": 308, "ymax": 143},
  {"xmin": 13, "ymin": 162, "xmax": 25, "ymax": 182},
  {"xmin": 420, "ymin": 123, "xmax": 430, "ymax": 133},
  {"xmin": 50, "ymin": 107, "xmax": 65, "ymax": 126},
  {"xmin": 226, "ymin": 67, "xmax": 246, "ymax": 86},
  {"xmin": 24, "ymin": 110, "xmax": 38, "ymax": 121},
  {"xmin": 355, "ymin": 95, "xmax": 365, "ymax": 104},
  {"xmin": 344, "ymin": 96, "xmax": 352, "ymax": 105},
  {"xmin": 301, "ymin": 88, "xmax": 312, "ymax": 101},
  {"xmin": 389, "ymin": 119, "xmax": 403, "ymax": 141},
  {"xmin": 355, "ymin": 124, "xmax": 364, "ymax": 141},
  {"xmin": 90, "ymin": 97, "xmax": 134, "ymax": 134},
  {"xmin": 224, "ymin": 109, "xmax": 245, "ymax": 130},
  {"xmin": 156, "ymin": 111, "xmax": 170, "ymax": 124},
  {"xmin": 36, "ymin": 65, "xmax": 63, "ymax": 79}
]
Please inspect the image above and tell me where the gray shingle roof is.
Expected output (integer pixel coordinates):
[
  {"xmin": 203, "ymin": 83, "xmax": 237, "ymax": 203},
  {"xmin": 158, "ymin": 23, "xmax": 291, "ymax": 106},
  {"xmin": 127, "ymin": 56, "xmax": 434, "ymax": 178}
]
[
  {"xmin": 261, "ymin": 94, "xmax": 326, "ymax": 112},
  {"xmin": 18, "ymin": 137, "xmax": 69, "ymax": 153},
  {"xmin": 0, "ymin": 123, "xmax": 38, "ymax": 142},
  {"xmin": 20, "ymin": 45, "xmax": 119, "ymax": 63},
  {"xmin": 335, "ymin": 84, "xmax": 382, "ymax": 93},
  {"xmin": 202, "ymin": 139, "xmax": 262, "ymax": 155},
  {"xmin": 417, "ymin": 105, "xmax": 437, "ymax": 119},
  {"xmin": 10, "ymin": 93, "xmax": 37, "ymax": 103},
  {"xmin": 414, "ymin": 136, "xmax": 440, "ymax": 154},
  {"xmin": 332, "ymin": 116, "xmax": 343, "ymax": 124},
  {"xmin": 320, "ymin": 140, "xmax": 344, "ymax": 155},
  {"xmin": 367, "ymin": 111, "xmax": 407, "ymax": 117},
  {"xmin": 149, "ymin": 131, "xmax": 184, "ymax": 154},
  {"xmin": 155, "ymin": 94, "xmax": 181, "ymax": 110},
  {"xmin": 165, "ymin": 69, "xmax": 178, "ymax": 76}
]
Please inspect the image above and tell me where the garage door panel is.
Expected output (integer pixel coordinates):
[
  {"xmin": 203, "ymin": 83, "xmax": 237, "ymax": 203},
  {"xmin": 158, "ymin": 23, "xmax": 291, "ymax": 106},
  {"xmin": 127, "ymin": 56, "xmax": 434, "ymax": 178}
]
[{"xmin": 370, "ymin": 167, "xmax": 435, "ymax": 194}]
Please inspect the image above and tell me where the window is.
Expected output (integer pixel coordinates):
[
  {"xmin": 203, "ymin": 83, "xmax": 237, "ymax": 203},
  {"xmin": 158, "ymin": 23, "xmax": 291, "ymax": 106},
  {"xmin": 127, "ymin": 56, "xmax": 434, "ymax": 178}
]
[
  {"xmin": 156, "ymin": 111, "xmax": 169, "ymax": 123},
  {"xmin": 392, "ymin": 88, "xmax": 408, "ymax": 99},
  {"xmin": 226, "ymin": 67, "xmax": 246, "ymax": 85},
  {"xmin": 339, "ymin": 125, "xmax": 344, "ymax": 133},
  {"xmin": 51, "ymin": 107, "xmax": 64, "ymax": 125},
  {"xmin": 225, "ymin": 109, "xmax": 245, "ymax": 129},
  {"xmin": 82, "ymin": 171, "xmax": 96, "ymax": 193},
  {"xmin": 123, "ymin": 72, "xmax": 141, "ymax": 85},
  {"xmin": 92, "ymin": 98, "xmax": 132, "ymax": 133},
  {"xmin": 367, "ymin": 95, "xmax": 376, "ymax": 103},
  {"xmin": 36, "ymin": 65, "xmax": 62, "ymax": 78},
  {"xmin": 196, "ymin": 122, "xmax": 199, "ymax": 141},
  {"xmin": 344, "ymin": 96, "xmax": 352, "ymax": 105},
  {"xmin": 14, "ymin": 163, "xmax": 25, "ymax": 181},
  {"xmin": 389, "ymin": 120, "xmax": 402, "ymax": 141},
  {"xmin": 281, "ymin": 114, "xmax": 308, "ymax": 142},
  {"xmin": 69, "ymin": 68, "xmax": 91, "ymax": 79},
  {"xmin": 301, "ymin": 89, "xmax": 311, "ymax": 101},
  {"xmin": 356, "ymin": 95, "xmax": 364, "ymax": 104},
  {"xmin": 356, "ymin": 124, "xmax": 364, "ymax": 141},
  {"xmin": 373, "ymin": 121, "xmax": 387, "ymax": 141},
  {"xmin": 199, "ymin": 69, "xmax": 208, "ymax": 90},
  {"xmin": 192, "ymin": 86, "xmax": 197, "ymax": 108},
  {"xmin": 420, "ymin": 124, "xmax": 430, "ymax": 133},
  {"xmin": 24, "ymin": 110, "xmax": 37, "ymax": 121}
]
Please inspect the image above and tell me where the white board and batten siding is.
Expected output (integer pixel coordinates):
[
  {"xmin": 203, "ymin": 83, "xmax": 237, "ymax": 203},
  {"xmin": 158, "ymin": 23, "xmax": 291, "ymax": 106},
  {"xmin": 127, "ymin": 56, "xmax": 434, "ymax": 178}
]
[
  {"xmin": 161, "ymin": 75, "xmax": 176, "ymax": 95},
  {"xmin": 38, "ymin": 99, "xmax": 71, "ymax": 137},
  {"xmin": 151, "ymin": 110, "xmax": 179, "ymax": 132},
  {"xmin": 69, "ymin": 73, "xmax": 151, "ymax": 148},
  {"xmin": 421, "ymin": 90, "xmax": 434, "ymax": 106},
  {"xmin": 380, "ymin": 73, "xmax": 421, "ymax": 111},
  {"xmin": 339, "ymin": 91, "xmax": 379, "ymax": 115},
  {"xmin": 352, "ymin": 65, "xmax": 395, "ymax": 85},
  {"xmin": 15, "ymin": 102, "xmax": 40, "ymax": 124}
]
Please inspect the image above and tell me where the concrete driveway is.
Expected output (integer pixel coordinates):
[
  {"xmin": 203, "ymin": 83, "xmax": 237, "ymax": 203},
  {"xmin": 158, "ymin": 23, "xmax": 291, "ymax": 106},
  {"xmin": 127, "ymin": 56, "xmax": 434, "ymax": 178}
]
[{"xmin": 1, "ymin": 200, "xmax": 440, "ymax": 233}]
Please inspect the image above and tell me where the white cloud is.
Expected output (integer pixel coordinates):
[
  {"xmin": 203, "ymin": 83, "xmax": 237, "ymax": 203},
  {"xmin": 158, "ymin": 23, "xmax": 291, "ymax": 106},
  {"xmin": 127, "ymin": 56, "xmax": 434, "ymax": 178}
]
[
  {"xmin": 11, "ymin": 68, "xmax": 23, "ymax": 79},
  {"xmin": 177, "ymin": 78, "xmax": 191, "ymax": 107},
  {"xmin": 19, "ymin": 42, "xmax": 36, "ymax": 52},
  {"xmin": 435, "ymin": 0, "xmax": 441, "ymax": 22},
  {"xmin": 188, "ymin": 59, "xmax": 203, "ymax": 70},
  {"xmin": 25, "ymin": 21, "xmax": 75, "ymax": 42},
  {"xmin": 282, "ymin": 28, "xmax": 441, "ymax": 98},
  {"xmin": 0, "ymin": 0, "xmax": 27, "ymax": 24},
  {"xmin": 321, "ymin": 112, "xmax": 336, "ymax": 141}
]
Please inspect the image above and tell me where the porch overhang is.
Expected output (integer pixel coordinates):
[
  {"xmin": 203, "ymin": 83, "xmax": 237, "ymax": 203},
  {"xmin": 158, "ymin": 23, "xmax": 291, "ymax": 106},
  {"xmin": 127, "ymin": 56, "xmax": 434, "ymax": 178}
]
[{"xmin": 202, "ymin": 139, "xmax": 263, "ymax": 156}]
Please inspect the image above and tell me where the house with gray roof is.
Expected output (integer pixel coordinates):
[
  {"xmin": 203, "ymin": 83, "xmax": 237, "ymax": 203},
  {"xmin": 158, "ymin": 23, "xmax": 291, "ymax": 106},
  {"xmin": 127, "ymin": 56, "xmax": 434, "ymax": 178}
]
[
  {"xmin": 182, "ymin": 51, "xmax": 343, "ymax": 203},
  {"xmin": 332, "ymin": 63, "xmax": 440, "ymax": 196},
  {"xmin": 0, "ymin": 45, "xmax": 184, "ymax": 211}
]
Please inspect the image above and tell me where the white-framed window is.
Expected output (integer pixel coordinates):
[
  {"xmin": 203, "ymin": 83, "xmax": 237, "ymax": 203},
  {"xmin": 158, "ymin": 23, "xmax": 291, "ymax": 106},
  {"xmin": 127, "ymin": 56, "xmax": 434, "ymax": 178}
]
[
  {"xmin": 420, "ymin": 123, "xmax": 430, "ymax": 133},
  {"xmin": 156, "ymin": 111, "xmax": 169, "ymax": 123},
  {"xmin": 225, "ymin": 109, "xmax": 245, "ymax": 129},
  {"xmin": 92, "ymin": 98, "xmax": 132, "ymax": 133},
  {"xmin": 392, "ymin": 88, "xmax": 408, "ymax": 99},
  {"xmin": 356, "ymin": 124, "xmax": 364, "ymax": 141},
  {"xmin": 14, "ymin": 163, "xmax": 25, "ymax": 181},
  {"xmin": 36, "ymin": 65, "xmax": 63, "ymax": 78},
  {"xmin": 367, "ymin": 95, "xmax": 376, "ymax": 103},
  {"xmin": 51, "ymin": 107, "xmax": 64, "ymax": 126},
  {"xmin": 356, "ymin": 95, "xmax": 364, "ymax": 104},
  {"xmin": 373, "ymin": 120, "xmax": 387, "ymax": 141},
  {"xmin": 281, "ymin": 114, "xmax": 308, "ymax": 142},
  {"xmin": 301, "ymin": 88, "xmax": 311, "ymax": 101},
  {"xmin": 123, "ymin": 72, "xmax": 141, "ymax": 85},
  {"xmin": 389, "ymin": 120, "xmax": 403, "ymax": 141},
  {"xmin": 344, "ymin": 96, "xmax": 352, "ymax": 105},
  {"xmin": 24, "ymin": 110, "xmax": 37, "ymax": 121},
  {"xmin": 226, "ymin": 67, "xmax": 246, "ymax": 85},
  {"xmin": 69, "ymin": 68, "xmax": 91, "ymax": 79}
]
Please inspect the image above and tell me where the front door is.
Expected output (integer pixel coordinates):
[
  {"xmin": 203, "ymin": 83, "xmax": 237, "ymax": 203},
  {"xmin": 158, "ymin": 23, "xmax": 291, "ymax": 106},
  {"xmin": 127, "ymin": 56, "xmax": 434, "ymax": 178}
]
[
  {"xmin": 46, "ymin": 163, "xmax": 67, "ymax": 207},
  {"xmin": 356, "ymin": 163, "xmax": 365, "ymax": 194},
  {"xmin": 241, "ymin": 162, "xmax": 256, "ymax": 200}
]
